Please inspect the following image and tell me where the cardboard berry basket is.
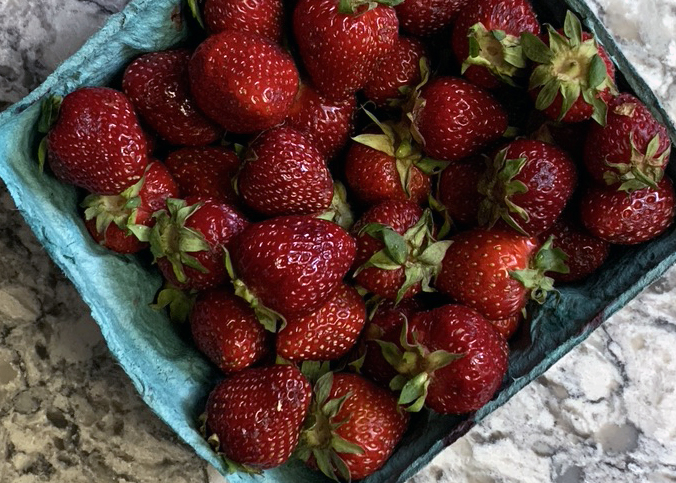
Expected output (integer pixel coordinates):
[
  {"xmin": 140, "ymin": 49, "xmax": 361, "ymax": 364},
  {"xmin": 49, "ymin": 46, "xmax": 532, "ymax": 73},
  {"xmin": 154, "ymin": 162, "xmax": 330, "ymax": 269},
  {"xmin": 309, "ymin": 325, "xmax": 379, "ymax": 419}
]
[{"xmin": 0, "ymin": 0, "xmax": 675, "ymax": 481}]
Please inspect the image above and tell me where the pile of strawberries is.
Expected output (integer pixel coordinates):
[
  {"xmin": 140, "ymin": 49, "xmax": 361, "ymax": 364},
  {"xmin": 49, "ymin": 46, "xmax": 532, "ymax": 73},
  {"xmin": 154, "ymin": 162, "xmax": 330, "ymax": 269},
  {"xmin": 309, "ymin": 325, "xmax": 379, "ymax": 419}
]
[{"xmin": 38, "ymin": 0, "xmax": 673, "ymax": 480}]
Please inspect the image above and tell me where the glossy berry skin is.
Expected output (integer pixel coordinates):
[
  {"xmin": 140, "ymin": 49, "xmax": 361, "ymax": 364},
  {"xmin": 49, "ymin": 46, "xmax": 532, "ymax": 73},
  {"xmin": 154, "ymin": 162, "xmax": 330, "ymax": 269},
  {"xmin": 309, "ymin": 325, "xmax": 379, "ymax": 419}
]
[
  {"xmin": 232, "ymin": 216, "xmax": 356, "ymax": 318},
  {"xmin": 363, "ymin": 36, "xmax": 428, "ymax": 108},
  {"xmin": 488, "ymin": 313, "xmax": 522, "ymax": 340},
  {"xmin": 395, "ymin": 0, "xmax": 468, "ymax": 37},
  {"xmin": 122, "ymin": 49, "xmax": 222, "ymax": 146},
  {"xmin": 413, "ymin": 77, "xmax": 508, "ymax": 162},
  {"xmin": 164, "ymin": 146, "xmax": 241, "ymax": 205},
  {"xmin": 190, "ymin": 287, "xmax": 270, "ymax": 374},
  {"xmin": 410, "ymin": 304, "xmax": 509, "ymax": 413},
  {"xmin": 205, "ymin": 365, "xmax": 312, "ymax": 468},
  {"xmin": 438, "ymin": 156, "xmax": 485, "ymax": 226},
  {"xmin": 189, "ymin": 30, "xmax": 299, "ymax": 133},
  {"xmin": 276, "ymin": 283, "xmax": 366, "ymax": 362},
  {"xmin": 238, "ymin": 126, "xmax": 334, "ymax": 217},
  {"xmin": 580, "ymin": 178, "xmax": 676, "ymax": 245},
  {"xmin": 293, "ymin": 0, "xmax": 399, "ymax": 101},
  {"xmin": 204, "ymin": 0, "xmax": 284, "ymax": 43},
  {"xmin": 437, "ymin": 229, "xmax": 539, "ymax": 319},
  {"xmin": 47, "ymin": 87, "xmax": 149, "ymax": 195}
]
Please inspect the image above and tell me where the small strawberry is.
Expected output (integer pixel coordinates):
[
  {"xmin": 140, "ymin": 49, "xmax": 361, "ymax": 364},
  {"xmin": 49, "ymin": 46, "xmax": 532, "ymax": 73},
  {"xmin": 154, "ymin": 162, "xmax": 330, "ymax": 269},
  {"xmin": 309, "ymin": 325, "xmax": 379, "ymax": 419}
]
[
  {"xmin": 46, "ymin": 87, "xmax": 149, "ymax": 195},
  {"xmin": 122, "ymin": 49, "xmax": 223, "ymax": 146},
  {"xmin": 583, "ymin": 93, "xmax": 672, "ymax": 191},
  {"xmin": 292, "ymin": 0, "xmax": 400, "ymax": 101},
  {"xmin": 205, "ymin": 365, "xmax": 312, "ymax": 469},
  {"xmin": 203, "ymin": 0, "xmax": 284, "ymax": 42},
  {"xmin": 437, "ymin": 156, "xmax": 486, "ymax": 227},
  {"xmin": 189, "ymin": 30, "xmax": 299, "ymax": 133},
  {"xmin": 236, "ymin": 126, "xmax": 334, "ymax": 217},
  {"xmin": 276, "ymin": 283, "xmax": 366, "ymax": 362},
  {"xmin": 297, "ymin": 372, "xmax": 409, "ymax": 481},
  {"xmin": 580, "ymin": 177, "xmax": 676, "ymax": 245},
  {"xmin": 395, "ymin": 0, "xmax": 468, "ymax": 37},
  {"xmin": 452, "ymin": 0, "xmax": 540, "ymax": 89},
  {"xmin": 478, "ymin": 139, "xmax": 577, "ymax": 236}
]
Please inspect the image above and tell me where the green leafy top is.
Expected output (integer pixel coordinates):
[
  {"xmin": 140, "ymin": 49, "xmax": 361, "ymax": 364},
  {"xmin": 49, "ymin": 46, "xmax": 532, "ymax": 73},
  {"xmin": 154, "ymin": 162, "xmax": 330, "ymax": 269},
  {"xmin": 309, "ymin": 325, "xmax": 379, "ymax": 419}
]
[
  {"xmin": 510, "ymin": 236, "xmax": 569, "ymax": 305},
  {"xmin": 337, "ymin": 0, "xmax": 404, "ymax": 15},
  {"xmin": 604, "ymin": 132, "xmax": 671, "ymax": 192}
]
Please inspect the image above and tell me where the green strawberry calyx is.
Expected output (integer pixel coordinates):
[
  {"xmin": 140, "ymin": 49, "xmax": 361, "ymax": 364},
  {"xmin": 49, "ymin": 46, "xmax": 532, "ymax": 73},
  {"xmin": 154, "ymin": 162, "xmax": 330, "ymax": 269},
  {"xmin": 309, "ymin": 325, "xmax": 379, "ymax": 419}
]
[
  {"xmin": 198, "ymin": 413, "xmax": 261, "ymax": 476},
  {"xmin": 509, "ymin": 236, "xmax": 569, "ymax": 305},
  {"xmin": 317, "ymin": 181, "xmax": 355, "ymax": 231},
  {"xmin": 463, "ymin": 23, "xmax": 528, "ymax": 87},
  {"xmin": 150, "ymin": 282, "xmax": 197, "ymax": 324},
  {"xmin": 337, "ymin": 0, "xmax": 404, "ymax": 15},
  {"xmin": 36, "ymin": 95, "xmax": 63, "ymax": 173},
  {"xmin": 603, "ymin": 132, "xmax": 671, "ymax": 192}
]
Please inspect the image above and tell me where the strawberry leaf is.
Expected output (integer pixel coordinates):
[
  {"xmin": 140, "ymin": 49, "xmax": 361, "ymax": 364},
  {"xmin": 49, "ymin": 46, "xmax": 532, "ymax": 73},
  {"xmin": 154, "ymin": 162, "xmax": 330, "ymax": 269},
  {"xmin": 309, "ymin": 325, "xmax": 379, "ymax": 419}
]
[
  {"xmin": 587, "ymin": 54, "xmax": 608, "ymax": 89},
  {"xmin": 521, "ymin": 32, "xmax": 553, "ymax": 64},
  {"xmin": 563, "ymin": 11, "xmax": 583, "ymax": 47}
]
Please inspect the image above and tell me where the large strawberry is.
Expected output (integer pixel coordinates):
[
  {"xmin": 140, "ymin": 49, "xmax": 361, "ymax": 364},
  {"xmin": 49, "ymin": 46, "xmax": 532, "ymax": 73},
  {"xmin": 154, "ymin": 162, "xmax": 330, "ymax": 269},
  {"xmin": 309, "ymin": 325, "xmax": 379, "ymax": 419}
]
[
  {"xmin": 189, "ymin": 30, "xmax": 299, "ymax": 133},
  {"xmin": 395, "ymin": 0, "xmax": 468, "ymax": 37},
  {"xmin": 122, "ymin": 49, "xmax": 223, "ymax": 146},
  {"xmin": 292, "ymin": 0, "xmax": 400, "ymax": 101},
  {"xmin": 236, "ymin": 126, "xmax": 334, "ymax": 217},
  {"xmin": 203, "ymin": 0, "xmax": 284, "ymax": 43},
  {"xmin": 583, "ymin": 93, "xmax": 672, "ymax": 191},
  {"xmin": 46, "ymin": 87, "xmax": 149, "ymax": 195},
  {"xmin": 205, "ymin": 365, "xmax": 312, "ymax": 469}
]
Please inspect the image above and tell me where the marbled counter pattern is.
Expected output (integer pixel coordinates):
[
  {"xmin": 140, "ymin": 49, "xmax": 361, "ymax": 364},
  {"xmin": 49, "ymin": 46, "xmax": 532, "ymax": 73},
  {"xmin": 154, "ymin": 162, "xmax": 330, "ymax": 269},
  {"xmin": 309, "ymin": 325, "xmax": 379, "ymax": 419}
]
[{"xmin": 1, "ymin": 1, "xmax": 675, "ymax": 482}]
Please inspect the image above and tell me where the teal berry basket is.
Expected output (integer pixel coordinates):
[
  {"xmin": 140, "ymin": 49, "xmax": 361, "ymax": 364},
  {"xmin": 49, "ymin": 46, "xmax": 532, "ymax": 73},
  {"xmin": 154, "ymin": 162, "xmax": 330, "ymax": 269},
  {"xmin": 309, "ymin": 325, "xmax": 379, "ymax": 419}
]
[{"xmin": 0, "ymin": 1, "xmax": 674, "ymax": 482}]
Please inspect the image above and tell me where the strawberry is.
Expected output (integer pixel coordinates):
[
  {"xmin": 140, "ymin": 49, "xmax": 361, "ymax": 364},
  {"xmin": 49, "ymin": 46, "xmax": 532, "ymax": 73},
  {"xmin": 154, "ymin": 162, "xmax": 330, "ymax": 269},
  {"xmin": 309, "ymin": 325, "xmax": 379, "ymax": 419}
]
[
  {"xmin": 122, "ymin": 49, "xmax": 223, "ymax": 146},
  {"xmin": 478, "ymin": 139, "xmax": 577, "ymax": 236},
  {"xmin": 395, "ymin": 0, "xmax": 468, "ymax": 37},
  {"xmin": 276, "ymin": 283, "xmax": 366, "ymax": 362},
  {"xmin": 410, "ymin": 77, "xmax": 508, "ymax": 161},
  {"xmin": 292, "ymin": 0, "xmax": 400, "ymax": 101},
  {"xmin": 236, "ymin": 126, "xmax": 334, "ymax": 217},
  {"xmin": 46, "ymin": 87, "xmax": 149, "ymax": 195},
  {"xmin": 203, "ymin": 0, "xmax": 284, "ymax": 43},
  {"xmin": 189, "ymin": 30, "xmax": 299, "ymax": 133},
  {"xmin": 352, "ymin": 201, "xmax": 452, "ymax": 302},
  {"xmin": 583, "ymin": 93, "xmax": 672, "ymax": 191},
  {"xmin": 285, "ymin": 82, "xmax": 356, "ymax": 160},
  {"xmin": 205, "ymin": 365, "xmax": 312, "ymax": 469},
  {"xmin": 436, "ymin": 229, "xmax": 568, "ymax": 319},
  {"xmin": 437, "ymin": 156, "xmax": 486, "ymax": 227},
  {"xmin": 164, "ymin": 146, "xmax": 241, "ymax": 205},
  {"xmin": 580, "ymin": 177, "xmax": 676, "ymax": 245},
  {"xmin": 521, "ymin": 11, "xmax": 617, "ymax": 124},
  {"xmin": 190, "ymin": 286, "xmax": 270, "ymax": 373},
  {"xmin": 82, "ymin": 160, "xmax": 179, "ymax": 254},
  {"xmin": 297, "ymin": 372, "xmax": 409, "ymax": 480},
  {"xmin": 452, "ymin": 0, "xmax": 540, "ymax": 89},
  {"xmin": 488, "ymin": 313, "xmax": 522, "ymax": 340}
]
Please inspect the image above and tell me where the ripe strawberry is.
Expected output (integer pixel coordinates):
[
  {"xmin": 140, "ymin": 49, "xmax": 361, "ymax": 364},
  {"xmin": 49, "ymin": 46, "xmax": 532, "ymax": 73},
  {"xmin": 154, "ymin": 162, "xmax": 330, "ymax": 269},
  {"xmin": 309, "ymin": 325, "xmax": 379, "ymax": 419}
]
[
  {"xmin": 203, "ymin": 0, "xmax": 284, "ymax": 42},
  {"xmin": 190, "ymin": 286, "xmax": 270, "ymax": 374},
  {"xmin": 436, "ymin": 229, "xmax": 568, "ymax": 319},
  {"xmin": 452, "ymin": 0, "xmax": 540, "ymax": 89},
  {"xmin": 297, "ymin": 372, "xmax": 409, "ymax": 480},
  {"xmin": 478, "ymin": 139, "xmax": 577, "ymax": 236},
  {"xmin": 410, "ymin": 77, "xmax": 508, "ymax": 161},
  {"xmin": 292, "ymin": 0, "xmax": 399, "ymax": 101},
  {"xmin": 580, "ymin": 177, "xmax": 676, "ymax": 245},
  {"xmin": 276, "ymin": 283, "xmax": 366, "ymax": 362},
  {"xmin": 205, "ymin": 365, "xmax": 312, "ymax": 469},
  {"xmin": 164, "ymin": 146, "xmax": 241, "ymax": 205},
  {"xmin": 189, "ymin": 30, "xmax": 299, "ymax": 133},
  {"xmin": 437, "ymin": 156, "xmax": 486, "ymax": 226},
  {"xmin": 46, "ymin": 87, "xmax": 149, "ymax": 195},
  {"xmin": 395, "ymin": 0, "xmax": 468, "ymax": 37},
  {"xmin": 122, "ymin": 49, "xmax": 222, "ymax": 146},
  {"xmin": 237, "ymin": 126, "xmax": 334, "ymax": 217},
  {"xmin": 583, "ymin": 93, "xmax": 672, "ymax": 191},
  {"xmin": 285, "ymin": 83, "xmax": 356, "ymax": 160}
]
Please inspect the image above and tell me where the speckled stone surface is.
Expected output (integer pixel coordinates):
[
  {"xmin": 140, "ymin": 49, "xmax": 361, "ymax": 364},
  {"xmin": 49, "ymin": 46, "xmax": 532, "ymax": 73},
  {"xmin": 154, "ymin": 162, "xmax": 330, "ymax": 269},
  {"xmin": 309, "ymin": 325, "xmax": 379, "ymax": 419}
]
[{"xmin": 1, "ymin": 1, "xmax": 675, "ymax": 482}]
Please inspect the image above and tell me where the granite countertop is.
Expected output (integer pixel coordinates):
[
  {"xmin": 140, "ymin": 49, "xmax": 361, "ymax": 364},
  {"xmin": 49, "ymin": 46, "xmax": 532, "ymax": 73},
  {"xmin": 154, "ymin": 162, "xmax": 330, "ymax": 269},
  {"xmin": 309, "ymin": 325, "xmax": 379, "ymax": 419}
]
[{"xmin": 1, "ymin": 1, "xmax": 675, "ymax": 482}]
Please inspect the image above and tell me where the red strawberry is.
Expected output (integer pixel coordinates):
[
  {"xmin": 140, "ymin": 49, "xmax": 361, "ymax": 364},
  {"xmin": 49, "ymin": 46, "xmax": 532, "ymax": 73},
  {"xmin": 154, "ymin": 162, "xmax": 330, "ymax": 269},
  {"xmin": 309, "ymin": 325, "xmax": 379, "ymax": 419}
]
[
  {"xmin": 122, "ymin": 49, "xmax": 223, "ymax": 146},
  {"xmin": 46, "ymin": 87, "xmax": 149, "ymax": 195},
  {"xmin": 165, "ymin": 146, "xmax": 241, "ymax": 205},
  {"xmin": 189, "ymin": 30, "xmax": 299, "ymax": 133},
  {"xmin": 190, "ymin": 287, "xmax": 270, "ymax": 373},
  {"xmin": 395, "ymin": 0, "xmax": 468, "ymax": 37},
  {"xmin": 205, "ymin": 365, "xmax": 312, "ymax": 469},
  {"xmin": 203, "ymin": 0, "xmax": 284, "ymax": 42},
  {"xmin": 285, "ymin": 83, "xmax": 356, "ymax": 160},
  {"xmin": 276, "ymin": 283, "xmax": 366, "ymax": 362},
  {"xmin": 452, "ymin": 0, "xmax": 540, "ymax": 89},
  {"xmin": 580, "ymin": 177, "xmax": 676, "ymax": 245},
  {"xmin": 583, "ymin": 93, "xmax": 672, "ymax": 191},
  {"xmin": 237, "ymin": 126, "xmax": 334, "ymax": 217},
  {"xmin": 478, "ymin": 139, "xmax": 577, "ymax": 236},
  {"xmin": 437, "ymin": 156, "xmax": 486, "ymax": 226},
  {"xmin": 83, "ymin": 160, "xmax": 179, "ymax": 254},
  {"xmin": 292, "ymin": 0, "xmax": 399, "ymax": 101},
  {"xmin": 436, "ymin": 229, "xmax": 568, "ymax": 319},
  {"xmin": 410, "ymin": 77, "xmax": 508, "ymax": 161},
  {"xmin": 297, "ymin": 372, "xmax": 409, "ymax": 480}
]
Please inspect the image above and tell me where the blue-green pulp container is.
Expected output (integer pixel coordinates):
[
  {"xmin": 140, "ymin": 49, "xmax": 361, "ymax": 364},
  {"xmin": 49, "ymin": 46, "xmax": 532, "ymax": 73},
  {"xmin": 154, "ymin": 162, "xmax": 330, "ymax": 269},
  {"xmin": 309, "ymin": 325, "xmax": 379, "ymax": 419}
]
[{"xmin": 0, "ymin": 1, "xmax": 674, "ymax": 482}]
